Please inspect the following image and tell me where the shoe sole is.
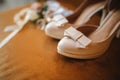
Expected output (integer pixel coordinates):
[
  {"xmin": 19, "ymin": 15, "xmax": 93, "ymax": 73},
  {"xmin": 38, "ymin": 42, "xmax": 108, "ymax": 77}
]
[{"xmin": 57, "ymin": 47, "xmax": 106, "ymax": 59}]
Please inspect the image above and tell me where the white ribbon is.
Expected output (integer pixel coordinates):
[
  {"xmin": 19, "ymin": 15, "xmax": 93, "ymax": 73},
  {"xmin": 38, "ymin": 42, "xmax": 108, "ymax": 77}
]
[
  {"xmin": 4, "ymin": 25, "xmax": 18, "ymax": 32},
  {"xmin": 0, "ymin": 8, "xmax": 39, "ymax": 48}
]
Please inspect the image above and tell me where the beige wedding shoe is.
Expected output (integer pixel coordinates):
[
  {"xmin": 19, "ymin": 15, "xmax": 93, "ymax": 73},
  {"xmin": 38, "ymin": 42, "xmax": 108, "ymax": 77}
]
[
  {"xmin": 57, "ymin": 0, "xmax": 120, "ymax": 59},
  {"xmin": 45, "ymin": 0, "xmax": 105, "ymax": 39}
]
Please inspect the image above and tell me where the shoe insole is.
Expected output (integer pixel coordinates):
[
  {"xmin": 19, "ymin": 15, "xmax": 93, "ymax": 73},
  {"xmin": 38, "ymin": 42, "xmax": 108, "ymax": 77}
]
[{"xmin": 89, "ymin": 10, "xmax": 120, "ymax": 42}]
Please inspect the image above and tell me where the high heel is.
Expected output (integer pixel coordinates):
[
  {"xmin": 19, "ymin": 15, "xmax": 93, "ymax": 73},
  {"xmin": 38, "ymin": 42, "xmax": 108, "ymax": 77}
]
[
  {"xmin": 57, "ymin": 0, "xmax": 120, "ymax": 59},
  {"xmin": 45, "ymin": 0, "xmax": 105, "ymax": 39},
  {"xmin": 116, "ymin": 27, "xmax": 120, "ymax": 38}
]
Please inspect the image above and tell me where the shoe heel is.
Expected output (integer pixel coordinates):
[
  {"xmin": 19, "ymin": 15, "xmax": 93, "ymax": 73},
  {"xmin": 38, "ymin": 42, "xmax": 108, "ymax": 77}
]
[{"xmin": 116, "ymin": 23, "xmax": 120, "ymax": 38}]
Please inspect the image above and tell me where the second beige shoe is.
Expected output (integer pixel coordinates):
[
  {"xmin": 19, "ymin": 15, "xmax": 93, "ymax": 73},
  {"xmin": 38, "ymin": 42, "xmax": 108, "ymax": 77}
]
[{"xmin": 45, "ymin": 0, "xmax": 105, "ymax": 39}]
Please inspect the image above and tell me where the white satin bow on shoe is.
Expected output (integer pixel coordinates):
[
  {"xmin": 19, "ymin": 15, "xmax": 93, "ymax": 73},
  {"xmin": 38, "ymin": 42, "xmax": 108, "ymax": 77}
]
[{"xmin": 45, "ymin": 14, "xmax": 69, "ymax": 39}]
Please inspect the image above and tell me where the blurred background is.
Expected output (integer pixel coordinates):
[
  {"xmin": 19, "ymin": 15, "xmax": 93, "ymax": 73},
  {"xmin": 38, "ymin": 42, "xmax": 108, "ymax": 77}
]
[
  {"xmin": 0, "ymin": 0, "xmax": 40, "ymax": 11},
  {"xmin": 0, "ymin": 0, "xmax": 80, "ymax": 11}
]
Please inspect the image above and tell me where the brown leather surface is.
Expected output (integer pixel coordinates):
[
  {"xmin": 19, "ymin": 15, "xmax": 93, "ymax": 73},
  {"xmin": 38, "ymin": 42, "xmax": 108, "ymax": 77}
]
[{"xmin": 0, "ymin": 3, "xmax": 120, "ymax": 80}]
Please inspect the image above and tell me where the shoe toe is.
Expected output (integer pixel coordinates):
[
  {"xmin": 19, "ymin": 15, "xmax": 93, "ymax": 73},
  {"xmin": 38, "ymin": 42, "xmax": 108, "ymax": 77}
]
[
  {"xmin": 45, "ymin": 21, "xmax": 64, "ymax": 39},
  {"xmin": 57, "ymin": 37, "xmax": 77, "ymax": 53}
]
